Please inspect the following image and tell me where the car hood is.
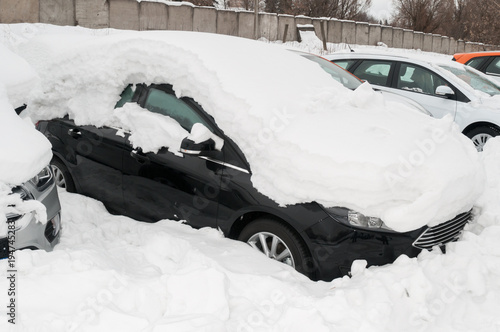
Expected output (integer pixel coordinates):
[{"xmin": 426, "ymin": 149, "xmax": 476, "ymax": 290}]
[{"xmin": 17, "ymin": 28, "xmax": 484, "ymax": 232}]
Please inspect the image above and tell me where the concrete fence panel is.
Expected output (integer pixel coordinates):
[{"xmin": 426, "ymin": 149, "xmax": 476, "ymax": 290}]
[
  {"xmin": 403, "ymin": 29, "xmax": 413, "ymax": 49},
  {"xmin": 440, "ymin": 36, "xmax": 450, "ymax": 54},
  {"xmin": 312, "ymin": 18, "xmax": 328, "ymax": 43},
  {"xmin": 326, "ymin": 19, "xmax": 341, "ymax": 43},
  {"xmin": 0, "ymin": 0, "xmax": 39, "ymax": 23},
  {"xmin": 368, "ymin": 24, "xmax": 381, "ymax": 45},
  {"xmin": 140, "ymin": 2, "xmax": 167, "ymax": 30},
  {"xmin": 193, "ymin": 7, "xmax": 216, "ymax": 33},
  {"xmin": 422, "ymin": 33, "xmax": 433, "ymax": 52},
  {"xmin": 431, "ymin": 34, "xmax": 441, "ymax": 52},
  {"xmin": 40, "ymin": 0, "xmax": 75, "ymax": 26},
  {"xmin": 168, "ymin": 4, "xmax": 193, "ymax": 31},
  {"xmin": 448, "ymin": 38, "xmax": 458, "ymax": 54},
  {"xmin": 216, "ymin": 9, "xmax": 238, "ymax": 36},
  {"xmin": 259, "ymin": 12, "xmax": 278, "ymax": 41},
  {"xmin": 456, "ymin": 40, "xmax": 465, "ymax": 53},
  {"xmin": 413, "ymin": 31, "xmax": 423, "ymax": 50},
  {"xmin": 355, "ymin": 22, "xmax": 369, "ymax": 45},
  {"xmin": 341, "ymin": 20, "xmax": 356, "ymax": 45},
  {"xmin": 110, "ymin": 0, "xmax": 139, "ymax": 30},
  {"xmin": 238, "ymin": 11, "xmax": 254, "ymax": 39},
  {"xmin": 381, "ymin": 26, "xmax": 393, "ymax": 47},
  {"xmin": 278, "ymin": 14, "xmax": 295, "ymax": 42},
  {"xmin": 75, "ymin": 0, "xmax": 109, "ymax": 28},
  {"xmin": 392, "ymin": 27, "xmax": 403, "ymax": 48}
]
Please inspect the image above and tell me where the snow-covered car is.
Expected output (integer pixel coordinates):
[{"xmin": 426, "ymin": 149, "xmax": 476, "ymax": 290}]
[
  {"xmin": 453, "ymin": 51, "xmax": 500, "ymax": 83},
  {"xmin": 29, "ymin": 31, "xmax": 483, "ymax": 281},
  {"xmin": 326, "ymin": 52, "xmax": 500, "ymax": 151},
  {"xmin": 0, "ymin": 44, "xmax": 62, "ymax": 258}
]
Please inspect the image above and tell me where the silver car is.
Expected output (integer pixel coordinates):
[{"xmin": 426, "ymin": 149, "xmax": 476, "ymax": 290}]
[
  {"xmin": 1, "ymin": 166, "xmax": 62, "ymax": 258},
  {"xmin": 325, "ymin": 52, "xmax": 500, "ymax": 151}
]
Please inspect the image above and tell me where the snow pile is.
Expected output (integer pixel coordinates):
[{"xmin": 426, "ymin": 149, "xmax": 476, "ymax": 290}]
[
  {"xmin": 10, "ymin": 27, "xmax": 484, "ymax": 231},
  {"xmin": 0, "ymin": 41, "xmax": 52, "ymax": 236},
  {"xmin": 0, "ymin": 183, "xmax": 499, "ymax": 331},
  {"xmin": 0, "ymin": 43, "xmax": 38, "ymax": 107}
]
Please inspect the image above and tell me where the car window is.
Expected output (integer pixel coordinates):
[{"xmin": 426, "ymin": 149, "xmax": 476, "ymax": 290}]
[
  {"xmin": 352, "ymin": 60, "xmax": 392, "ymax": 86},
  {"xmin": 397, "ymin": 63, "xmax": 448, "ymax": 96},
  {"xmin": 466, "ymin": 57, "xmax": 488, "ymax": 70},
  {"xmin": 438, "ymin": 64, "xmax": 500, "ymax": 96},
  {"xmin": 485, "ymin": 57, "xmax": 500, "ymax": 75},
  {"xmin": 302, "ymin": 55, "xmax": 361, "ymax": 90},
  {"xmin": 144, "ymin": 87, "xmax": 211, "ymax": 132},
  {"xmin": 115, "ymin": 84, "xmax": 135, "ymax": 108},
  {"xmin": 332, "ymin": 60, "xmax": 356, "ymax": 70}
]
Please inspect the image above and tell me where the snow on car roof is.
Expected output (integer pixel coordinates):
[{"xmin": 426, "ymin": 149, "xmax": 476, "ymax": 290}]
[{"xmin": 20, "ymin": 28, "xmax": 483, "ymax": 232}]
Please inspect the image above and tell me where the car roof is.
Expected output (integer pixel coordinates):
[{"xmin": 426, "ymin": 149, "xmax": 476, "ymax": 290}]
[
  {"xmin": 324, "ymin": 52, "xmax": 454, "ymax": 68},
  {"xmin": 453, "ymin": 51, "xmax": 500, "ymax": 63}
]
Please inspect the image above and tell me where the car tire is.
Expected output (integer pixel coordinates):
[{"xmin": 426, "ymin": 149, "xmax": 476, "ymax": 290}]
[
  {"xmin": 465, "ymin": 126, "xmax": 500, "ymax": 152},
  {"xmin": 238, "ymin": 218, "xmax": 313, "ymax": 277},
  {"xmin": 50, "ymin": 157, "xmax": 76, "ymax": 192}
]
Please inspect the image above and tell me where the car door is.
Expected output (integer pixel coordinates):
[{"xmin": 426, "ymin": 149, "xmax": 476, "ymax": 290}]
[
  {"xmin": 56, "ymin": 118, "xmax": 125, "ymax": 213},
  {"xmin": 120, "ymin": 84, "xmax": 223, "ymax": 228},
  {"xmin": 484, "ymin": 57, "xmax": 500, "ymax": 82},
  {"xmin": 391, "ymin": 62, "xmax": 458, "ymax": 119}
]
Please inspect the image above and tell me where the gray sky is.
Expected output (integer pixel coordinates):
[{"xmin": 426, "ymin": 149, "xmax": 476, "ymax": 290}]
[{"xmin": 369, "ymin": 0, "xmax": 394, "ymax": 21}]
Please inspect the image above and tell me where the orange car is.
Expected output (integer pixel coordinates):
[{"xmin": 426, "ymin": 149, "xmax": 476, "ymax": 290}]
[{"xmin": 453, "ymin": 51, "xmax": 500, "ymax": 82}]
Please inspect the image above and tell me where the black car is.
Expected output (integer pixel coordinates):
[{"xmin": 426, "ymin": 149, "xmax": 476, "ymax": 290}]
[{"xmin": 37, "ymin": 82, "xmax": 472, "ymax": 281}]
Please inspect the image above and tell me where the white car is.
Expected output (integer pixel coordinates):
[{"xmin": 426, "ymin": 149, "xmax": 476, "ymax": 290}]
[{"xmin": 325, "ymin": 53, "xmax": 500, "ymax": 151}]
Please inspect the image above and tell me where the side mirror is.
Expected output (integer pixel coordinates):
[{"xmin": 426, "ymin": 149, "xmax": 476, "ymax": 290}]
[
  {"xmin": 180, "ymin": 123, "xmax": 224, "ymax": 156},
  {"xmin": 435, "ymin": 85, "xmax": 455, "ymax": 98},
  {"xmin": 180, "ymin": 137, "xmax": 216, "ymax": 156}
]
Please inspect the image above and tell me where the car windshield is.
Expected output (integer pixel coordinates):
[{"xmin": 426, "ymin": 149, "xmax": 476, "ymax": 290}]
[
  {"xmin": 301, "ymin": 54, "xmax": 362, "ymax": 90},
  {"xmin": 438, "ymin": 64, "xmax": 500, "ymax": 96}
]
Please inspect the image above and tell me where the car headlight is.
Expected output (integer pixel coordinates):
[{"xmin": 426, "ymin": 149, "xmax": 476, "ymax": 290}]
[
  {"xmin": 29, "ymin": 166, "xmax": 53, "ymax": 190},
  {"xmin": 322, "ymin": 206, "xmax": 396, "ymax": 232}
]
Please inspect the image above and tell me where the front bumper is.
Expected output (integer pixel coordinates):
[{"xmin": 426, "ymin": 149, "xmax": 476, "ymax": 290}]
[
  {"xmin": 302, "ymin": 209, "xmax": 472, "ymax": 281},
  {"xmin": 1, "ymin": 169, "xmax": 62, "ymax": 259}
]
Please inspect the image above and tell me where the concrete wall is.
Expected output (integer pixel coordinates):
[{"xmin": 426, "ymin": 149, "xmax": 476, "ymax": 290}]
[
  {"xmin": 193, "ymin": 7, "xmax": 216, "ymax": 33},
  {"xmin": 40, "ymin": 0, "xmax": 75, "ymax": 26},
  {"xmin": 278, "ymin": 15, "xmax": 295, "ymax": 42},
  {"xmin": 168, "ymin": 5, "xmax": 193, "ymax": 31},
  {"xmin": 75, "ymin": 0, "xmax": 109, "ymax": 28},
  {"xmin": 110, "ymin": 0, "xmax": 139, "ymax": 30},
  {"xmin": 1, "ymin": 0, "xmax": 499, "ymax": 55},
  {"xmin": 0, "ymin": 0, "xmax": 39, "ymax": 23},
  {"xmin": 140, "ymin": 2, "xmax": 168, "ymax": 31}
]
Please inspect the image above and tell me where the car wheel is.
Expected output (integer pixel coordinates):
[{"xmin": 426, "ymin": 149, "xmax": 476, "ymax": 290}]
[
  {"xmin": 465, "ymin": 126, "xmax": 500, "ymax": 152},
  {"xmin": 238, "ymin": 218, "xmax": 312, "ymax": 276},
  {"xmin": 50, "ymin": 158, "xmax": 76, "ymax": 192}
]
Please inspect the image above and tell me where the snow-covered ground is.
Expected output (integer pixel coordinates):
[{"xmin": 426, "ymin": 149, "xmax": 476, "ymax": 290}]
[{"xmin": 0, "ymin": 24, "xmax": 499, "ymax": 331}]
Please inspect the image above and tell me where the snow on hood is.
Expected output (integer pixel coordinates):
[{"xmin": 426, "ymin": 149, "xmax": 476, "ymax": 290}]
[{"xmin": 20, "ymin": 29, "xmax": 484, "ymax": 232}]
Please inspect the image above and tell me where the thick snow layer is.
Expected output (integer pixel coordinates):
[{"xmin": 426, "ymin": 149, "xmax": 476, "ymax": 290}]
[
  {"xmin": 7, "ymin": 25, "xmax": 484, "ymax": 231},
  {"xmin": 0, "ymin": 180, "xmax": 499, "ymax": 331},
  {"xmin": 0, "ymin": 43, "xmax": 38, "ymax": 107},
  {"xmin": 0, "ymin": 48, "xmax": 52, "ymax": 236}
]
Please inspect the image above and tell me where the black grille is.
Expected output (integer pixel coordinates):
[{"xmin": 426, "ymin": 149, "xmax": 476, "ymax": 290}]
[
  {"xmin": 44, "ymin": 220, "xmax": 57, "ymax": 242},
  {"xmin": 413, "ymin": 210, "xmax": 472, "ymax": 250}
]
